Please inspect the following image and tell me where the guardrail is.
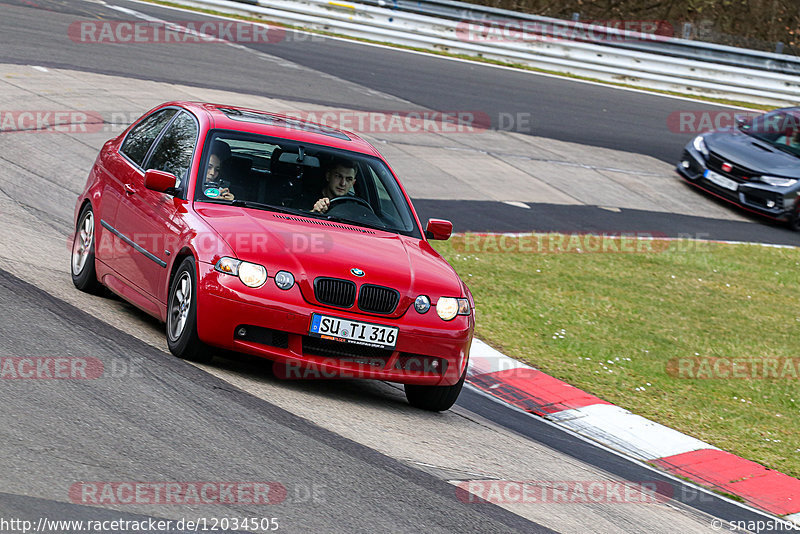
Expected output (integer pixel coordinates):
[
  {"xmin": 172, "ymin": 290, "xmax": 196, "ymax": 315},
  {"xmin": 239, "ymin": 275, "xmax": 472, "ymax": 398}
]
[
  {"xmin": 169, "ymin": 0, "xmax": 800, "ymax": 106},
  {"xmin": 357, "ymin": 0, "xmax": 800, "ymax": 77}
]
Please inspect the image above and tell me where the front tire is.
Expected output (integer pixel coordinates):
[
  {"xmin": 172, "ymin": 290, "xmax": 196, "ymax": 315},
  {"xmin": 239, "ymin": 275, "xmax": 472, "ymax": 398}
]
[
  {"xmin": 71, "ymin": 204, "xmax": 103, "ymax": 294},
  {"xmin": 167, "ymin": 256, "xmax": 212, "ymax": 363},
  {"xmin": 404, "ymin": 362, "xmax": 467, "ymax": 412}
]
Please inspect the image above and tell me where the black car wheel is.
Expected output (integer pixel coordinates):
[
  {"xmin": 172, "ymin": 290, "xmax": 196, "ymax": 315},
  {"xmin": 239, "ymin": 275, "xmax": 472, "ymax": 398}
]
[
  {"xmin": 167, "ymin": 256, "xmax": 212, "ymax": 363},
  {"xmin": 71, "ymin": 204, "xmax": 103, "ymax": 294},
  {"xmin": 404, "ymin": 362, "xmax": 467, "ymax": 412}
]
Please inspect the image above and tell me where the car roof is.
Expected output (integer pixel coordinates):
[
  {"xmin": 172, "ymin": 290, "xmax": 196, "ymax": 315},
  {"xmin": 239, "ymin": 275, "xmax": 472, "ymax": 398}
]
[{"xmin": 174, "ymin": 101, "xmax": 381, "ymax": 157}]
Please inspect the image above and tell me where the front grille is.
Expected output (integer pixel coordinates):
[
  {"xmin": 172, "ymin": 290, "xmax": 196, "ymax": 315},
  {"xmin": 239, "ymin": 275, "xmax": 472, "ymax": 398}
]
[
  {"xmin": 707, "ymin": 152, "xmax": 757, "ymax": 181},
  {"xmin": 358, "ymin": 284, "xmax": 400, "ymax": 314},
  {"xmin": 302, "ymin": 336, "xmax": 392, "ymax": 367},
  {"xmin": 314, "ymin": 278, "xmax": 356, "ymax": 308},
  {"xmin": 234, "ymin": 325, "xmax": 289, "ymax": 349}
]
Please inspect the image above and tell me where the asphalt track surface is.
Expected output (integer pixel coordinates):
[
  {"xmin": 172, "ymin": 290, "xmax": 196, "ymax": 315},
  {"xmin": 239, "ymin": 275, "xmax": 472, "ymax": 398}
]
[
  {"xmin": 0, "ymin": 0, "xmax": 797, "ymax": 532},
  {"xmin": 0, "ymin": 268, "xmax": 544, "ymax": 533},
  {"xmin": 3, "ymin": 0, "xmax": 799, "ymax": 246},
  {"xmin": 0, "ymin": 0, "xmax": 733, "ymax": 164}
]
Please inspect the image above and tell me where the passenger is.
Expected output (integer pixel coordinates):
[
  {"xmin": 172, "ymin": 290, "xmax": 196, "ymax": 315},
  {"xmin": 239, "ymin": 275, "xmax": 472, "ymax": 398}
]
[
  {"xmin": 204, "ymin": 141, "xmax": 235, "ymax": 201},
  {"xmin": 291, "ymin": 157, "xmax": 357, "ymax": 213}
]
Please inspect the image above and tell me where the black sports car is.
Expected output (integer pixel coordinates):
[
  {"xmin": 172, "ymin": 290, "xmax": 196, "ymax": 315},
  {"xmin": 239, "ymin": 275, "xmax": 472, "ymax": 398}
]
[{"xmin": 677, "ymin": 107, "xmax": 800, "ymax": 230}]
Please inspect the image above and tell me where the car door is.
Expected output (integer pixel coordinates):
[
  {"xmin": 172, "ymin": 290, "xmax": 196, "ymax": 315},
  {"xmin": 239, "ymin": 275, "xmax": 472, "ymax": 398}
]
[
  {"xmin": 113, "ymin": 110, "xmax": 199, "ymax": 302},
  {"xmin": 101, "ymin": 108, "xmax": 178, "ymax": 268}
]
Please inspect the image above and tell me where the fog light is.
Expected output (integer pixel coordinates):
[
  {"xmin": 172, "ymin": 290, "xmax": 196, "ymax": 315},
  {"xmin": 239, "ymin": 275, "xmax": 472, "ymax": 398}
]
[
  {"xmin": 681, "ymin": 160, "xmax": 690, "ymax": 169},
  {"xmin": 237, "ymin": 327, "xmax": 247, "ymax": 337},
  {"xmin": 274, "ymin": 270, "xmax": 295, "ymax": 290},
  {"xmin": 767, "ymin": 200, "xmax": 776, "ymax": 208},
  {"xmin": 414, "ymin": 295, "xmax": 431, "ymax": 314}
]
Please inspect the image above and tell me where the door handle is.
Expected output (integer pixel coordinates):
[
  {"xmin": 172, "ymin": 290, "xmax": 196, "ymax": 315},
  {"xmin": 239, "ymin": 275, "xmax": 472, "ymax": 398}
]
[{"xmin": 124, "ymin": 183, "xmax": 136, "ymax": 195}]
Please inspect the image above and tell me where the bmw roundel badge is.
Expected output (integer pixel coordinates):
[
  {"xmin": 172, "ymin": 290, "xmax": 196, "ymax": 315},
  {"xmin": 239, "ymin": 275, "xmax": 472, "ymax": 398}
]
[{"xmin": 351, "ymin": 268, "xmax": 365, "ymax": 277}]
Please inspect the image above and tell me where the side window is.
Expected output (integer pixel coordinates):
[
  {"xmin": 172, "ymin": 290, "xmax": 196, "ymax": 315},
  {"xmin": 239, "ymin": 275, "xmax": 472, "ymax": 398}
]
[
  {"xmin": 120, "ymin": 109, "xmax": 178, "ymax": 167},
  {"xmin": 145, "ymin": 112, "xmax": 199, "ymax": 186}
]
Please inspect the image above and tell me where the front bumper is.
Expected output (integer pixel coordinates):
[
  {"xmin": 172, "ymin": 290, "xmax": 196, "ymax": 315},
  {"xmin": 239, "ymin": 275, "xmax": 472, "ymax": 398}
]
[
  {"xmin": 195, "ymin": 262, "xmax": 473, "ymax": 386},
  {"xmin": 676, "ymin": 148, "xmax": 798, "ymax": 222}
]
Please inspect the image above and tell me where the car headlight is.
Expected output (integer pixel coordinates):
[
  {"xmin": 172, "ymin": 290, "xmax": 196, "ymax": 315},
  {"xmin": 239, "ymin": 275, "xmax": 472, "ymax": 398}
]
[
  {"xmin": 214, "ymin": 257, "xmax": 267, "ymax": 288},
  {"xmin": 238, "ymin": 262, "xmax": 267, "ymax": 288},
  {"xmin": 274, "ymin": 270, "xmax": 295, "ymax": 290},
  {"xmin": 436, "ymin": 297, "xmax": 470, "ymax": 321},
  {"xmin": 760, "ymin": 176, "xmax": 798, "ymax": 187},
  {"xmin": 692, "ymin": 135, "xmax": 709, "ymax": 157},
  {"xmin": 414, "ymin": 295, "xmax": 431, "ymax": 314}
]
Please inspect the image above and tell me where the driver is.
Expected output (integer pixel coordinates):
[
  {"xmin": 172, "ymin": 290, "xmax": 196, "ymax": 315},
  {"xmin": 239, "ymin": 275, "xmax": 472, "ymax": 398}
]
[
  {"xmin": 292, "ymin": 158, "xmax": 358, "ymax": 213},
  {"xmin": 204, "ymin": 141, "xmax": 235, "ymax": 201}
]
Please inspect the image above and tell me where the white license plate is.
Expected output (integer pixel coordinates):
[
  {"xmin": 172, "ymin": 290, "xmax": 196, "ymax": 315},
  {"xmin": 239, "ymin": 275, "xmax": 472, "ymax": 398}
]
[
  {"xmin": 704, "ymin": 169, "xmax": 738, "ymax": 191},
  {"xmin": 309, "ymin": 314, "xmax": 398, "ymax": 349}
]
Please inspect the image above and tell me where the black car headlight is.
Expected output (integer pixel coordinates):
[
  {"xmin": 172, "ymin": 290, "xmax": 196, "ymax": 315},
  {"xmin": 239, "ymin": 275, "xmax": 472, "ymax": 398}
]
[
  {"xmin": 760, "ymin": 176, "xmax": 797, "ymax": 187},
  {"xmin": 692, "ymin": 135, "xmax": 709, "ymax": 157}
]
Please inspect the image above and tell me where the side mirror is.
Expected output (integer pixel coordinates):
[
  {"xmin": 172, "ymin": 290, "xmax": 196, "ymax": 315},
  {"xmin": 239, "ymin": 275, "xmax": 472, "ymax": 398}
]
[
  {"xmin": 144, "ymin": 169, "xmax": 178, "ymax": 195},
  {"xmin": 425, "ymin": 218, "xmax": 453, "ymax": 241}
]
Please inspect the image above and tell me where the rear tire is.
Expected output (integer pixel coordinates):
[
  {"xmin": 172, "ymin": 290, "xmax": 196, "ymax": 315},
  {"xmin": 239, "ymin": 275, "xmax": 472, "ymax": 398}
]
[
  {"xmin": 71, "ymin": 204, "xmax": 103, "ymax": 294},
  {"xmin": 404, "ymin": 362, "xmax": 467, "ymax": 412},
  {"xmin": 167, "ymin": 256, "xmax": 212, "ymax": 363}
]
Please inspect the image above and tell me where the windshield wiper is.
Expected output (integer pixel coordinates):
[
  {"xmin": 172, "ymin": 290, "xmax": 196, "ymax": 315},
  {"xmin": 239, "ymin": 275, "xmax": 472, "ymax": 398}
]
[{"xmin": 230, "ymin": 199, "xmax": 305, "ymax": 215}]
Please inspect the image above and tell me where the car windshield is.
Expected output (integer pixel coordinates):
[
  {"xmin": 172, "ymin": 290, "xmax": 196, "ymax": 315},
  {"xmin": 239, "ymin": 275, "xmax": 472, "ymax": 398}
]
[
  {"xmin": 194, "ymin": 130, "xmax": 421, "ymax": 237},
  {"xmin": 740, "ymin": 110, "xmax": 800, "ymax": 158}
]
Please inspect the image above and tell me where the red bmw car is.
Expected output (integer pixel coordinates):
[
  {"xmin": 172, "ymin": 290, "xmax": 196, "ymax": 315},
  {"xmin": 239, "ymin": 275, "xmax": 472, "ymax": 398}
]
[{"xmin": 71, "ymin": 102, "xmax": 474, "ymax": 411}]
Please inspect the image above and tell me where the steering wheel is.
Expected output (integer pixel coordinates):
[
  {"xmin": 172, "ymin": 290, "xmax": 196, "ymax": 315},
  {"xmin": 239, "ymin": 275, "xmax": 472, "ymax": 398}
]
[{"xmin": 328, "ymin": 195, "xmax": 374, "ymax": 213}]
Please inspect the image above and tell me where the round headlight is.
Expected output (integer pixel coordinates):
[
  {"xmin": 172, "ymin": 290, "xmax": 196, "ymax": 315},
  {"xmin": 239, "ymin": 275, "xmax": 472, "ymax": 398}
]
[
  {"xmin": 414, "ymin": 295, "xmax": 431, "ymax": 314},
  {"xmin": 436, "ymin": 297, "xmax": 460, "ymax": 321},
  {"xmin": 274, "ymin": 270, "xmax": 295, "ymax": 290},
  {"xmin": 238, "ymin": 262, "xmax": 267, "ymax": 288}
]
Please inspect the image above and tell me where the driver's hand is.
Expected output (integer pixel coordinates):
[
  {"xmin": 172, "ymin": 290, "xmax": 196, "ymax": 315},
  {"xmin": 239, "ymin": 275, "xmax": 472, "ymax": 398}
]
[
  {"xmin": 219, "ymin": 188, "xmax": 235, "ymax": 201},
  {"xmin": 312, "ymin": 197, "xmax": 330, "ymax": 213}
]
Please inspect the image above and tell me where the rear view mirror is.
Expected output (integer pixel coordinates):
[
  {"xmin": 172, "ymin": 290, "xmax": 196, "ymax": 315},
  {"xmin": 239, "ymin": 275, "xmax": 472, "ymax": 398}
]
[
  {"xmin": 425, "ymin": 219, "xmax": 453, "ymax": 240},
  {"xmin": 144, "ymin": 169, "xmax": 178, "ymax": 194}
]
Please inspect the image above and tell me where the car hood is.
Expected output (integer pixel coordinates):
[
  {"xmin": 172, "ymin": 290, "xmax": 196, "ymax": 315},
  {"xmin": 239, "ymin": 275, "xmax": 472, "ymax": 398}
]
[
  {"xmin": 196, "ymin": 205, "xmax": 465, "ymax": 314},
  {"xmin": 705, "ymin": 131, "xmax": 800, "ymax": 178}
]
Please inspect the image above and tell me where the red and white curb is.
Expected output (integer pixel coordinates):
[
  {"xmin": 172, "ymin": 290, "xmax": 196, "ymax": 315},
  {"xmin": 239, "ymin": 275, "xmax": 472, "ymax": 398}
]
[{"xmin": 466, "ymin": 338, "xmax": 800, "ymax": 524}]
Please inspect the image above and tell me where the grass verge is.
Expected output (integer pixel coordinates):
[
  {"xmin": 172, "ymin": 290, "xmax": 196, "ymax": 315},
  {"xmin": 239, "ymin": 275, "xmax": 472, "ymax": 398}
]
[{"xmin": 432, "ymin": 234, "xmax": 800, "ymax": 477}]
